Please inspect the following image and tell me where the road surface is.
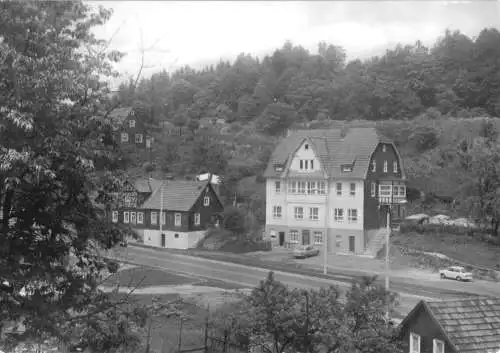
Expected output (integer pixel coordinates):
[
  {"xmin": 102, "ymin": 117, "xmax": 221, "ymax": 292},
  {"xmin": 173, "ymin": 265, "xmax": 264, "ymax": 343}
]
[{"xmin": 107, "ymin": 246, "xmax": 499, "ymax": 316}]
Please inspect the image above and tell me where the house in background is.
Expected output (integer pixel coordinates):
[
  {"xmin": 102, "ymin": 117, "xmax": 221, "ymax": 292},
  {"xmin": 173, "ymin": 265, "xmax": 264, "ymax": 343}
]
[
  {"xmin": 399, "ymin": 297, "xmax": 500, "ymax": 353},
  {"xmin": 112, "ymin": 178, "xmax": 224, "ymax": 249},
  {"xmin": 263, "ymin": 127, "xmax": 407, "ymax": 257},
  {"xmin": 105, "ymin": 107, "xmax": 151, "ymax": 148}
]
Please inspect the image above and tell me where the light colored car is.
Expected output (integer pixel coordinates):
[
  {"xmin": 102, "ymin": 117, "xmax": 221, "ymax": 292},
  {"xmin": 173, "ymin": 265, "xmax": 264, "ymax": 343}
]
[
  {"xmin": 439, "ymin": 266, "xmax": 473, "ymax": 282},
  {"xmin": 293, "ymin": 245, "xmax": 320, "ymax": 259}
]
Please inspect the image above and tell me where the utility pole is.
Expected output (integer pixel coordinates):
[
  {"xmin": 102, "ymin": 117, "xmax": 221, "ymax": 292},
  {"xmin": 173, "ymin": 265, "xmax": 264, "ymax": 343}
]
[
  {"xmin": 385, "ymin": 206, "xmax": 391, "ymax": 321},
  {"xmin": 323, "ymin": 179, "xmax": 329, "ymax": 274},
  {"xmin": 159, "ymin": 181, "xmax": 164, "ymax": 247}
]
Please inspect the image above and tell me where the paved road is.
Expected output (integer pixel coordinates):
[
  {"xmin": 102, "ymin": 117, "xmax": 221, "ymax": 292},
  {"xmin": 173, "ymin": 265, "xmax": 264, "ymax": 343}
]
[{"xmin": 107, "ymin": 246, "xmax": 499, "ymax": 308}]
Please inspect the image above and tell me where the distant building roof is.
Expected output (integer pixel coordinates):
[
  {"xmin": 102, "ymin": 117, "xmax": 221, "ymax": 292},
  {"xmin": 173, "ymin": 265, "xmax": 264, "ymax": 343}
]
[
  {"xmin": 107, "ymin": 107, "xmax": 134, "ymax": 128},
  {"xmin": 196, "ymin": 173, "xmax": 222, "ymax": 184},
  {"xmin": 139, "ymin": 180, "xmax": 210, "ymax": 211},
  {"xmin": 264, "ymin": 127, "xmax": 398, "ymax": 180},
  {"xmin": 400, "ymin": 297, "xmax": 500, "ymax": 353}
]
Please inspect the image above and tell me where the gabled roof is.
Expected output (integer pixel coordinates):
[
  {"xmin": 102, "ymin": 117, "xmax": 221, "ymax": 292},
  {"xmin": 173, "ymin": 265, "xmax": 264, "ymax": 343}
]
[
  {"xmin": 107, "ymin": 107, "xmax": 134, "ymax": 130},
  {"xmin": 400, "ymin": 297, "xmax": 500, "ymax": 353},
  {"xmin": 131, "ymin": 178, "xmax": 163, "ymax": 194},
  {"xmin": 264, "ymin": 127, "xmax": 397, "ymax": 179},
  {"xmin": 140, "ymin": 180, "xmax": 213, "ymax": 211}
]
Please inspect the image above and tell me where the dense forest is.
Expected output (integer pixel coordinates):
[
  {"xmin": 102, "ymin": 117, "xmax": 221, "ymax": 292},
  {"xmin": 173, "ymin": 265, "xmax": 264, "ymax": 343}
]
[
  {"xmin": 112, "ymin": 27, "xmax": 500, "ymax": 236},
  {"xmin": 113, "ymin": 27, "xmax": 500, "ymax": 134}
]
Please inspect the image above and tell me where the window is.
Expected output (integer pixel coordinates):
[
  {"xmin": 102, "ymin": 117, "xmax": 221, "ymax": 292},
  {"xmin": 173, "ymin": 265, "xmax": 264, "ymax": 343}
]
[
  {"xmin": 318, "ymin": 181, "xmax": 326, "ymax": 195},
  {"xmin": 300, "ymin": 160, "xmax": 303, "ymax": 170},
  {"xmin": 304, "ymin": 144, "xmax": 309, "ymax": 150},
  {"xmin": 336, "ymin": 183, "xmax": 342, "ymax": 196},
  {"xmin": 304, "ymin": 160, "xmax": 309, "ymax": 169},
  {"xmin": 135, "ymin": 133, "xmax": 143, "ymax": 143},
  {"xmin": 175, "ymin": 213, "xmax": 182, "ymax": 226},
  {"xmin": 194, "ymin": 213, "xmax": 201, "ymax": 225},
  {"xmin": 350, "ymin": 183, "xmax": 356, "ymax": 196},
  {"xmin": 112, "ymin": 211, "xmax": 118, "ymax": 223},
  {"xmin": 123, "ymin": 211, "xmax": 130, "ymax": 223},
  {"xmin": 309, "ymin": 207, "xmax": 319, "ymax": 221},
  {"xmin": 174, "ymin": 233, "xmax": 179, "ymax": 239},
  {"xmin": 121, "ymin": 132, "xmax": 129, "ymax": 142},
  {"xmin": 383, "ymin": 160, "xmax": 388, "ymax": 173},
  {"xmin": 379, "ymin": 185, "xmax": 392, "ymax": 197},
  {"xmin": 129, "ymin": 119, "xmax": 136, "ymax": 128},
  {"xmin": 137, "ymin": 212, "xmax": 144, "ymax": 224},
  {"xmin": 382, "ymin": 144, "xmax": 386, "ymax": 152},
  {"xmin": 307, "ymin": 182, "xmax": 316, "ymax": 195},
  {"xmin": 289, "ymin": 230, "xmax": 299, "ymax": 243},
  {"xmin": 371, "ymin": 160, "xmax": 376, "ymax": 172},
  {"xmin": 310, "ymin": 160, "xmax": 314, "ymax": 169},
  {"xmin": 272, "ymin": 206, "xmax": 282, "ymax": 219},
  {"xmin": 275, "ymin": 181, "xmax": 281, "ymax": 193},
  {"xmin": 299, "ymin": 159, "xmax": 314, "ymax": 170},
  {"xmin": 313, "ymin": 231, "xmax": 323, "ymax": 245},
  {"xmin": 334, "ymin": 208, "xmax": 344, "ymax": 222},
  {"xmin": 398, "ymin": 185, "xmax": 406, "ymax": 197},
  {"xmin": 294, "ymin": 207, "xmax": 304, "ymax": 220},
  {"xmin": 130, "ymin": 212, "xmax": 136, "ymax": 224},
  {"xmin": 161, "ymin": 211, "xmax": 166, "ymax": 225},
  {"xmin": 297, "ymin": 181, "xmax": 306, "ymax": 194},
  {"xmin": 348, "ymin": 209, "xmax": 358, "ymax": 223},
  {"xmin": 203, "ymin": 196, "xmax": 210, "ymax": 206},
  {"xmin": 371, "ymin": 182, "xmax": 376, "ymax": 197},
  {"xmin": 151, "ymin": 212, "xmax": 158, "ymax": 225},
  {"xmin": 289, "ymin": 181, "xmax": 297, "ymax": 193},
  {"xmin": 410, "ymin": 332, "xmax": 421, "ymax": 353},
  {"xmin": 393, "ymin": 161, "xmax": 398, "ymax": 173},
  {"xmin": 433, "ymin": 339, "xmax": 444, "ymax": 353},
  {"xmin": 130, "ymin": 110, "xmax": 135, "ymax": 116}
]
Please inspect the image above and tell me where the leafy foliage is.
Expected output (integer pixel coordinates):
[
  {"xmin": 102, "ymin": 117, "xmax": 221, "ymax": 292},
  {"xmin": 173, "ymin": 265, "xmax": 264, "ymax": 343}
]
[
  {"xmin": 213, "ymin": 272, "xmax": 403, "ymax": 353},
  {"xmin": 0, "ymin": 1, "xmax": 143, "ymax": 351}
]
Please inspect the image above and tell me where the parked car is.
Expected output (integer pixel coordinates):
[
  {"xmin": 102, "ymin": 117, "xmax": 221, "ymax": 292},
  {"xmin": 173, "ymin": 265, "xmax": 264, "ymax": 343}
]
[
  {"xmin": 439, "ymin": 266, "xmax": 473, "ymax": 282},
  {"xmin": 293, "ymin": 245, "xmax": 319, "ymax": 259}
]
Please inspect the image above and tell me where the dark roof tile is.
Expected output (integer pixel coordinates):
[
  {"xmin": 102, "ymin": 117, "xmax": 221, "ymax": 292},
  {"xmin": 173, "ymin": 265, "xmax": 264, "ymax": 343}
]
[
  {"xmin": 140, "ymin": 180, "xmax": 210, "ymax": 211},
  {"xmin": 264, "ymin": 127, "xmax": 396, "ymax": 180},
  {"xmin": 424, "ymin": 297, "xmax": 500, "ymax": 353}
]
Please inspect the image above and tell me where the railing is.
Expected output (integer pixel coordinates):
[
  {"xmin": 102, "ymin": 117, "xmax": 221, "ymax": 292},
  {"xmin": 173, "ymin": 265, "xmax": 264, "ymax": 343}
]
[{"xmin": 378, "ymin": 196, "xmax": 407, "ymax": 204}]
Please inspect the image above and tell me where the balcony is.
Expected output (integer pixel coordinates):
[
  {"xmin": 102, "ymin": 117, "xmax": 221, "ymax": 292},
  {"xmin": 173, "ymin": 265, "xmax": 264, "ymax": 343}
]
[{"xmin": 378, "ymin": 195, "xmax": 407, "ymax": 205}]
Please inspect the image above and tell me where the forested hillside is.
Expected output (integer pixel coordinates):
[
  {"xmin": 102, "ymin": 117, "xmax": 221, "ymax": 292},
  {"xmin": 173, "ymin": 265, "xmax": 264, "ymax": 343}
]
[
  {"xmin": 112, "ymin": 27, "xmax": 500, "ymax": 236},
  {"xmin": 113, "ymin": 27, "xmax": 500, "ymax": 132}
]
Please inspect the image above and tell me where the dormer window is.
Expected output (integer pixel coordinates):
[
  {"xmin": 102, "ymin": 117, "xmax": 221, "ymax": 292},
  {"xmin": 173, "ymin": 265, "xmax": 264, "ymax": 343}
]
[
  {"xmin": 274, "ymin": 164, "xmax": 284, "ymax": 172},
  {"xmin": 341, "ymin": 164, "xmax": 353, "ymax": 173}
]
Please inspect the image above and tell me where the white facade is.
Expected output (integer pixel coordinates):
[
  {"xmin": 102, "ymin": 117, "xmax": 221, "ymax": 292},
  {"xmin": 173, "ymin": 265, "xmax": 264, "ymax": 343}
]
[
  {"xmin": 289, "ymin": 140, "xmax": 323, "ymax": 173},
  {"xmin": 143, "ymin": 229, "xmax": 205, "ymax": 250}
]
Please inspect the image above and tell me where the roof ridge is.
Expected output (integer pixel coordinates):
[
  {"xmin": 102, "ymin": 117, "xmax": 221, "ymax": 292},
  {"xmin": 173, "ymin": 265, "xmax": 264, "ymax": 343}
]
[{"xmin": 425, "ymin": 296, "xmax": 499, "ymax": 304}]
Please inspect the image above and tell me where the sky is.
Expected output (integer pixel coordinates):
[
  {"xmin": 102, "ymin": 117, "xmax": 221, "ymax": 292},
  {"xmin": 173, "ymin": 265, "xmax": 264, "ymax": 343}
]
[{"xmin": 89, "ymin": 1, "xmax": 500, "ymax": 88}]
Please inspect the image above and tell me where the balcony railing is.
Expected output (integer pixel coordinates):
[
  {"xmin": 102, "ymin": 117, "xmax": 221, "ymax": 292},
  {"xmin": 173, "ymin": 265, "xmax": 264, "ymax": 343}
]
[{"xmin": 378, "ymin": 195, "xmax": 407, "ymax": 204}]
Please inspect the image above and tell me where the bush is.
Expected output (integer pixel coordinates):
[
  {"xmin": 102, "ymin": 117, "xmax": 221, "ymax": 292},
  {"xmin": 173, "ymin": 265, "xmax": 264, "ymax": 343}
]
[{"xmin": 400, "ymin": 221, "xmax": 478, "ymax": 236}]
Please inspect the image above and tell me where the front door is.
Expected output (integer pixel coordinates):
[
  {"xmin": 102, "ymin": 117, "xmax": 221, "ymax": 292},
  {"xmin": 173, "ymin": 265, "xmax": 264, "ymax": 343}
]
[
  {"xmin": 348, "ymin": 236, "xmax": 355, "ymax": 252},
  {"xmin": 161, "ymin": 233, "xmax": 166, "ymax": 247},
  {"xmin": 379, "ymin": 206, "xmax": 389, "ymax": 228},
  {"xmin": 279, "ymin": 232, "xmax": 285, "ymax": 246},
  {"xmin": 302, "ymin": 230, "xmax": 310, "ymax": 245}
]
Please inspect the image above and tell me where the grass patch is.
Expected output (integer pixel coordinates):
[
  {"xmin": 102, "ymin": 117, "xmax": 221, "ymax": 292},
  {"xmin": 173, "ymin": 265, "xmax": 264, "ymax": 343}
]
[
  {"xmin": 391, "ymin": 231, "xmax": 499, "ymax": 269},
  {"xmin": 109, "ymin": 293, "xmax": 208, "ymax": 353},
  {"xmin": 103, "ymin": 267, "xmax": 195, "ymax": 288},
  {"xmin": 379, "ymin": 231, "xmax": 500, "ymax": 282}
]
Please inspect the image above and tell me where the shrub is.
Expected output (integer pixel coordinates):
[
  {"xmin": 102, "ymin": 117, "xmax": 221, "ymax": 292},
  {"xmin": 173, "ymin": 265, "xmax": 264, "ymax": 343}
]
[{"xmin": 400, "ymin": 221, "xmax": 480, "ymax": 236}]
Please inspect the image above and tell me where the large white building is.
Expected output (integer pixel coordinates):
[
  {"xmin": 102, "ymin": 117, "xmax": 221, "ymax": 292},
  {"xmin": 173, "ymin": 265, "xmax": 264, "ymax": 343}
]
[{"xmin": 263, "ymin": 127, "xmax": 407, "ymax": 256}]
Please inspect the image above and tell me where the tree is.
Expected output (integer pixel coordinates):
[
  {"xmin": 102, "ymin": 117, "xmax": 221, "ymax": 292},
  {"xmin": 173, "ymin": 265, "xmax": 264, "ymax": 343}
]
[
  {"xmin": 189, "ymin": 139, "xmax": 228, "ymax": 175},
  {"xmin": 458, "ymin": 141, "xmax": 500, "ymax": 237},
  {"xmin": 221, "ymin": 207, "xmax": 247, "ymax": 237},
  {"xmin": 0, "ymin": 1, "xmax": 143, "ymax": 351},
  {"xmin": 215, "ymin": 273, "xmax": 402, "ymax": 353},
  {"xmin": 187, "ymin": 119, "xmax": 200, "ymax": 134}
]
